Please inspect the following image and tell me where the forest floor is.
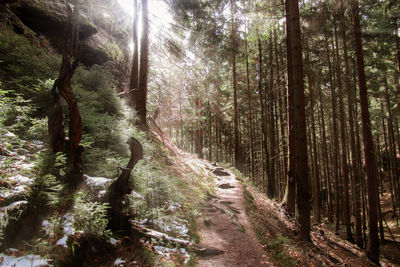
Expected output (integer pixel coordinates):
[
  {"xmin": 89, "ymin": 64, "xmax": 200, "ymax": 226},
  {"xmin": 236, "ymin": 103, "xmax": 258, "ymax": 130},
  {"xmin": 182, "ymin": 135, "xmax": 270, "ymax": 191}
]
[
  {"xmin": 195, "ymin": 163, "xmax": 273, "ymax": 266},
  {"xmin": 1, "ymin": 127, "xmax": 399, "ymax": 266}
]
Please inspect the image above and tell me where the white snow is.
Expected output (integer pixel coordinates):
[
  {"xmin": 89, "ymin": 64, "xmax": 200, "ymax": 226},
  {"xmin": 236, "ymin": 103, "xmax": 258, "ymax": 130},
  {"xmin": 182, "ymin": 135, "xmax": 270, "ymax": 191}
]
[
  {"xmin": 83, "ymin": 174, "xmax": 110, "ymax": 188},
  {"xmin": 21, "ymin": 162, "xmax": 35, "ymax": 170},
  {"xmin": 42, "ymin": 213, "xmax": 75, "ymax": 236},
  {"xmin": 1, "ymin": 200, "xmax": 28, "ymax": 211},
  {"xmin": 113, "ymin": 258, "xmax": 126, "ymax": 266},
  {"xmin": 4, "ymin": 132, "xmax": 16, "ymax": 138},
  {"xmin": 0, "ymin": 253, "xmax": 52, "ymax": 267},
  {"xmin": 12, "ymin": 174, "xmax": 31, "ymax": 184},
  {"xmin": 62, "ymin": 214, "xmax": 75, "ymax": 235},
  {"xmin": 153, "ymin": 218, "xmax": 189, "ymax": 238},
  {"xmin": 98, "ymin": 190, "xmax": 107, "ymax": 198},
  {"xmin": 153, "ymin": 246, "xmax": 190, "ymax": 263},
  {"xmin": 56, "ymin": 235, "xmax": 68, "ymax": 248},
  {"xmin": 109, "ymin": 237, "xmax": 118, "ymax": 246}
]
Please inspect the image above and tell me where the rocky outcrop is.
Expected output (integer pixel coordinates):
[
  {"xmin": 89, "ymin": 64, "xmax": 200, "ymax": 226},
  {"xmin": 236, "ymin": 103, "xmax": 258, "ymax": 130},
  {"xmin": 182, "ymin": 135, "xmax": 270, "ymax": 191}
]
[{"xmin": 3, "ymin": 0, "xmax": 131, "ymax": 70}]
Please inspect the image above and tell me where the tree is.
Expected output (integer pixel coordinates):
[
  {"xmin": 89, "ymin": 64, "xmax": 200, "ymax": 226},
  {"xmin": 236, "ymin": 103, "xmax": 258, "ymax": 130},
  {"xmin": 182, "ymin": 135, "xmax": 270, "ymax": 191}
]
[
  {"xmin": 48, "ymin": 0, "xmax": 83, "ymax": 187},
  {"xmin": 286, "ymin": 0, "xmax": 311, "ymax": 241},
  {"xmin": 129, "ymin": 0, "xmax": 139, "ymax": 108},
  {"xmin": 351, "ymin": 0, "xmax": 379, "ymax": 263},
  {"xmin": 231, "ymin": 0, "xmax": 241, "ymax": 171},
  {"xmin": 137, "ymin": 0, "xmax": 149, "ymax": 128}
]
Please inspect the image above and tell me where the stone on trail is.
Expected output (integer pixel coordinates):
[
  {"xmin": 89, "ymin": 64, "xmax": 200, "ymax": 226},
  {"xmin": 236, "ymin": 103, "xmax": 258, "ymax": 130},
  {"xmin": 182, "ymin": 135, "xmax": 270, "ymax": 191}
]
[
  {"xmin": 218, "ymin": 183, "xmax": 235, "ymax": 189},
  {"xmin": 212, "ymin": 168, "xmax": 230, "ymax": 176}
]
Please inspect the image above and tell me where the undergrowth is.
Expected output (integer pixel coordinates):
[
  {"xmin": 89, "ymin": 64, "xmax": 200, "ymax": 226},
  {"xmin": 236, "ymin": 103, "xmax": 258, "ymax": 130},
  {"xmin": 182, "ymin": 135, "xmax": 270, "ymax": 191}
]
[{"xmin": 0, "ymin": 19, "xmax": 204, "ymax": 266}]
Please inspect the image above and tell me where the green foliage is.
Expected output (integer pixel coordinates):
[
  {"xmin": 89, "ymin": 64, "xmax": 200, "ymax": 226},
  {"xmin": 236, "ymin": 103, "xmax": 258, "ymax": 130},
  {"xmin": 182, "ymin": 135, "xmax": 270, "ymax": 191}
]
[
  {"xmin": 141, "ymin": 247, "xmax": 156, "ymax": 266},
  {"xmin": 28, "ymin": 174, "xmax": 62, "ymax": 208},
  {"xmin": 27, "ymin": 153, "xmax": 65, "ymax": 209},
  {"xmin": 72, "ymin": 66, "xmax": 139, "ymax": 177},
  {"xmin": 73, "ymin": 193, "xmax": 111, "ymax": 238},
  {"xmin": 0, "ymin": 211, "xmax": 9, "ymax": 247},
  {"xmin": 265, "ymin": 233, "xmax": 297, "ymax": 267},
  {"xmin": 128, "ymin": 159, "xmax": 183, "ymax": 221},
  {"xmin": 0, "ymin": 84, "xmax": 33, "ymax": 133}
]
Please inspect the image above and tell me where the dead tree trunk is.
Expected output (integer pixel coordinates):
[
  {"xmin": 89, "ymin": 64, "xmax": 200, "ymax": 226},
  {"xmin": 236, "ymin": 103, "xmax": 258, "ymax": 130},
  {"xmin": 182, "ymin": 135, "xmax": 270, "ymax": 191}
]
[
  {"xmin": 48, "ymin": 1, "xmax": 83, "ymax": 188},
  {"xmin": 106, "ymin": 137, "xmax": 143, "ymax": 234}
]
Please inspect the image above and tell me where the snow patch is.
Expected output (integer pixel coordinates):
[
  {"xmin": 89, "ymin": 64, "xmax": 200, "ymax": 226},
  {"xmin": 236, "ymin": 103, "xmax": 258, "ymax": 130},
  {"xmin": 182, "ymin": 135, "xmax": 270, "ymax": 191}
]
[
  {"xmin": 21, "ymin": 162, "xmax": 35, "ymax": 170},
  {"xmin": 109, "ymin": 237, "xmax": 118, "ymax": 246},
  {"xmin": 113, "ymin": 258, "xmax": 125, "ymax": 266},
  {"xmin": 83, "ymin": 174, "xmax": 110, "ymax": 188},
  {"xmin": 98, "ymin": 190, "xmax": 107, "ymax": 198},
  {"xmin": 0, "ymin": 253, "xmax": 52, "ymax": 266},
  {"xmin": 1, "ymin": 200, "xmax": 28, "ymax": 211},
  {"xmin": 153, "ymin": 246, "xmax": 190, "ymax": 263},
  {"xmin": 42, "ymin": 213, "xmax": 75, "ymax": 236},
  {"xmin": 153, "ymin": 218, "xmax": 189, "ymax": 238},
  {"xmin": 13, "ymin": 174, "xmax": 32, "ymax": 184},
  {"xmin": 56, "ymin": 235, "xmax": 68, "ymax": 248},
  {"xmin": 4, "ymin": 131, "xmax": 16, "ymax": 138}
]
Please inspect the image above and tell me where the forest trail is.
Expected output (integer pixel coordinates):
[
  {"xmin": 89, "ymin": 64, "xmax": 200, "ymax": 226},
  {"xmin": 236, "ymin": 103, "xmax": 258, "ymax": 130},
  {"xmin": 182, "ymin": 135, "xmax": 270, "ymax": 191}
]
[{"xmin": 196, "ymin": 163, "xmax": 273, "ymax": 267}]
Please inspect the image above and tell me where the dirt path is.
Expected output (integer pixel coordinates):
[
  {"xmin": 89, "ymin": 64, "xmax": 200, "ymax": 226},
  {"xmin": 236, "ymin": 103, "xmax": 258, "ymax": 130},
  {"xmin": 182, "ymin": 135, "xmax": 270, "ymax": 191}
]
[{"xmin": 196, "ymin": 165, "xmax": 273, "ymax": 267}]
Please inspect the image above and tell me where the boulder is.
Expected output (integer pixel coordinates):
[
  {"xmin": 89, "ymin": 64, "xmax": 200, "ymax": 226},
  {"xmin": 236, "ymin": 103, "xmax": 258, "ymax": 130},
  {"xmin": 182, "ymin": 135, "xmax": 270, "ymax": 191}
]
[{"xmin": 5, "ymin": 0, "xmax": 131, "ymax": 70}]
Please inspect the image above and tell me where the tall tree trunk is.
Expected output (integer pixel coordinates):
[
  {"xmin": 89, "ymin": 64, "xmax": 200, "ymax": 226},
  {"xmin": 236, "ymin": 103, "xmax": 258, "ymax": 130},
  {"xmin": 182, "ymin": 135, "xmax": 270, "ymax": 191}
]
[
  {"xmin": 319, "ymin": 81, "xmax": 333, "ymax": 221},
  {"xmin": 137, "ymin": 0, "xmax": 149, "ymax": 128},
  {"xmin": 287, "ymin": 0, "xmax": 310, "ymax": 241},
  {"xmin": 384, "ymin": 74, "xmax": 400, "ymax": 213},
  {"xmin": 275, "ymin": 30, "xmax": 288, "ymax": 191},
  {"xmin": 351, "ymin": 0, "xmax": 379, "ymax": 263},
  {"xmin": 305, "ymin": 42, "xmax": 321, "ymax": 224},
  {"xmin": 257, "ymin": 38, "xmax": 271, "ymax": 194},
  {"xmin": 129, "ymin": 0, "xmax": 139, "ymax": 107},
  {"xmin": 195, "ymin": 98, "xmax": 203, "ymax": 159},
  {"xmin": 230, "ymin": 0, "xmax": 241, "ymax": 171},
  {"xmin": 334, "ymin": 17, "xmax": 352, "ymax": 242},
  {"xmin": 325, "ymin": 30, "xmax": 341, "ymax": 233},
  {"xmin": 341, "ymin": 10, "xmax": 363, "ymax": 247},
  {"xmin": 245, "ymin": 34, "xmax": 255, "ymax": 182},
  {"xmin": 268, "ymin": 33, "xmax": 276, "ymax": 199},
  {"xmin": 283, "ymin": 0, "xmax": 296, "ymax": 215}
]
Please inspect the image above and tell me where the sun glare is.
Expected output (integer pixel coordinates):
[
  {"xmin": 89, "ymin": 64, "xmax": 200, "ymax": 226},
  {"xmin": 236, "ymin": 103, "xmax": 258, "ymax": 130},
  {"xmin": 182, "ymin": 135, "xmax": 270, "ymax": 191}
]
[{"xmin": 117, "ymin": 0, "xmax": 173, "ymax": 25}]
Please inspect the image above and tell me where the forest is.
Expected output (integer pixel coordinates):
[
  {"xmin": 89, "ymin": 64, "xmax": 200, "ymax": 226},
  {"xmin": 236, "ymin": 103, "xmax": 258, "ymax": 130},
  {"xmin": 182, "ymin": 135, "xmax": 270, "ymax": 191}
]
[{"xmin": 0, "ymin": 0, "xmax": 400, "ymax": 266}]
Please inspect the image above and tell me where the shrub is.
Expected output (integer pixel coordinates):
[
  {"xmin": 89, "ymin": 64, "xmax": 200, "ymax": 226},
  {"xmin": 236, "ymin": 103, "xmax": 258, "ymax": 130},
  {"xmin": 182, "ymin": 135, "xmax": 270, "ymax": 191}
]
[{"xmin": 73, "ymin": 193, "xmax": 111, "ymax": 238}]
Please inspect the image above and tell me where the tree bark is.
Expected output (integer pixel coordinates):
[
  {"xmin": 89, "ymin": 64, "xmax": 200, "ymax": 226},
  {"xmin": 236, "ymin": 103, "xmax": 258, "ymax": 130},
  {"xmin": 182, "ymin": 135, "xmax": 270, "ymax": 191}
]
[
  {"xmin": 231, "ymin": 0, "xmax": 241, "ymax": 171},
  {"xmin": 49, "ymin": 1, "xmax": 83, "ymax": 187},
  {"xmin": 283, "ymin": 0, "xmax": 295, "ymax": 216},
  {"xmin": 268, "ymin": 33, "xmax": 276, "ymax": 199},
  {"xmin": 106, "ymin": 138, "xmax": 143, "ymax": 234},
  {"xmin": 341, "ymin": 10, "xmax": 363, "ymax": 247},
  {"xmin": 351, "ymin": 0, "xmax": 379, "ymax": 263},
  {"xmin": 137, "ymin": 0, "xmax": 149, "ymax": 128},
  {"xmin": 129, "ymin": 0, "xmax": 139, "ymax": 107},
  {"xmin": 287, "ymin": 0, "xmax": 310, "ymax": 241},
  {"xmin": 304, "ymin": 42, "xmax": 321, "ymax": 224},
  {"xmin": 334, "ymin": 17, "xmax": 352, "ymax": 242},
  {"xmin": 245, "ymin": 34, "xmax": 255, "ymax": 182}
]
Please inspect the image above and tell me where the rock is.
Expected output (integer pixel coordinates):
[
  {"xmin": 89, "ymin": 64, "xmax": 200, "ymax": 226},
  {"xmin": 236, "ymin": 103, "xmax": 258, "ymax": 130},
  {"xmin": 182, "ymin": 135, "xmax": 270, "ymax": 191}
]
[
  {"xmin": 192, "ymin": 246, "xmax": 224, "ymax": 257},
  {"xmin": 5, "ymin": 0, "xmax": 131, "ymax": 77},
  {"xmin": 204, "ymin": 218, "xmax": 213, "ymax": 227},
  {"xmin": 218, "ymin": 183, "xmax": 235, "ymax": 189},
  {"xmin": 212, "ymin": 168, "xmax": 230, "ymax": 176}
]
